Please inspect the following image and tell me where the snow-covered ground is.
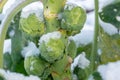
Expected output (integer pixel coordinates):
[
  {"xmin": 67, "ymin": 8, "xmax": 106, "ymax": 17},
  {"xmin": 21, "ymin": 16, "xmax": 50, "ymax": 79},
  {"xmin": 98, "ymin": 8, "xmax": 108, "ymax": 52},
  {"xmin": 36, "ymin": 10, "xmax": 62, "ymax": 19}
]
[{"xmin": 1, "ymin": 0, "xmax": 120, "ymax": 80}]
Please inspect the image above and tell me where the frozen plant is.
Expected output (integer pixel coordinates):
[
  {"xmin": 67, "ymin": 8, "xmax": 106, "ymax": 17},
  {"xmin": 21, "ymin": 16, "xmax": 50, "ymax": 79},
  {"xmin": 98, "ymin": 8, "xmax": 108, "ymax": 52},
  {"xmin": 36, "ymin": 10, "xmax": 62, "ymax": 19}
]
[{"xmin": 0, "ymin": 0, "xmax": 86, "ymax": 80}]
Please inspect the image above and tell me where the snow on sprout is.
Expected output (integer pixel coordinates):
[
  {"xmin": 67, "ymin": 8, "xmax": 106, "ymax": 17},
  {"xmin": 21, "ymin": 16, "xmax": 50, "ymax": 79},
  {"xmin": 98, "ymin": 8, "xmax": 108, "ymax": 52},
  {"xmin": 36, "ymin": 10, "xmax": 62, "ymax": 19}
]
[
  {"xmin": 21, "ymin": 42, "xmax": 40, "ymax": 58},
  {"xmin": 77, "ymin": 52, "xmax": 90, "ymax": 69},
  {"xmin": 0, "ymin": 69, "xmax": 40, "ymax": 80},
  {"xmin": 98, "ymin": 61, "xmax": 120, "ymax": 80},
  {"xmin": 21, "ymin": 1, "xmax": 44, "ymax": 21},
  {"xmin": 64, "ymin": 2, "xmax": 78, "ymax": 10},
  {"xmin": 39, "ymin": 31, "xmax": 61, "ymax": 45}
]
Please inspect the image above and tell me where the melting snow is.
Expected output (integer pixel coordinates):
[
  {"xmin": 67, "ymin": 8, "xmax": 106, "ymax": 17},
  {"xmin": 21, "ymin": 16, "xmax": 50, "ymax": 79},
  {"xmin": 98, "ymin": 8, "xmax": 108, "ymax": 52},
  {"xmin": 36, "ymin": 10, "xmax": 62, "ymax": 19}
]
[
  {"xmin": 71, "ymin": 52, "xmax": 90, "ymax": 71},
  {"xmin": 98, "ymin": 61, "xmax": 120, "ymax": 80},
  {"xmin": 3, "ymin": 39, "xmax": 11, "ymax": 54},
  {"xmin": 21, "ymin": 41, "xmax": 40, "ymax": 58},
  {"xmin": 0, "ymin": 69, "xmax": 40, "ymax": 80},
  {"xmin": 116, "ymin": 16, "xmax": 120, "ymax": 22},
  {"xmin": 39, "ymin": 31, "xmax": 61, "ymax": 45},
  {"xmin": 21, "ymin": 1, "xmax": 43, "ymax": 21}
]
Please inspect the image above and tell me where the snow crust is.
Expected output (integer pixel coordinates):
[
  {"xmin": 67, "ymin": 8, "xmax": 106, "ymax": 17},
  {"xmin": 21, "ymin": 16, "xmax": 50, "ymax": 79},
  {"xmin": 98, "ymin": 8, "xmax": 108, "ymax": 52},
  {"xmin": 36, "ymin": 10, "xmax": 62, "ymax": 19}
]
[
  {"xmin": 0, "ymin": 69, "xmax": 40, "ymax": 80},
  {"xmin": 98, "ymin": 61, "xmax": 120, "ymax": 80},
  {"xmin": 21, "ymin": 42, "xmax": 40, "ymax": 58},
  {"xmin": 39, "ymin": 31, "xmax": 61, "ymax": 45}
]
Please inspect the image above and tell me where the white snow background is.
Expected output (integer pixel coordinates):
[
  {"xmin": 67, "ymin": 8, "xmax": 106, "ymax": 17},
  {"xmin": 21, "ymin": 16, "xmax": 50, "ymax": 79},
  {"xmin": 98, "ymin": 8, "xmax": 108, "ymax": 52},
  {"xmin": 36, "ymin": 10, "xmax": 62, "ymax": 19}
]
[{"xmin": 0, "ymin": 0, "xmax": 120, "ymax": 80}]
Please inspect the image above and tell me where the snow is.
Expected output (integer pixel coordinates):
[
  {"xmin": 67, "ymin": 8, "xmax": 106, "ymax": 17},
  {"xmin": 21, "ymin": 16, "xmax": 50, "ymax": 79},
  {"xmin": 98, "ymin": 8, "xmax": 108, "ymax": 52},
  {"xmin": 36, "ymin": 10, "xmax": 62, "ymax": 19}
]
[
  {"xmin": 98, "ymin": 61, "xmax": 120, "ymax": 80},
  {"xmin": 9, "ymin": 30, "xmax": 15, "ymax": 37},
  {"xmin": 2, "ymin": 0, "xmax": 16, "ymax": 14},
  {"xmin": 77, "ymin": 52, "xmax": 90, "ymax": 69},
  {"xmin": 65, "ymin": 2, "xmax": 78, "ymax": 10},
  {"xmin": 21, "ymin": 1, "xmax": 43, "ymax": 21},
  {"xmin": 3, "ymin": 39, "xmax": 11, "ymax": 54},
  {"xmin": 71, "ymin": 52, "xmax": 90, "ymax": 71},
  {"xmin": 21, "ymin": 41, "xmax": 40, "ymax": 58},
  {"xmin": 99, "ymin": 19, "xmax": 118, "ymax": 35},
  {"xmin": 39, "ymin": 31, "xmax": 61, "ymax": 45},
  {"xmin": 116, "ymin": 16, "xmax": 120, "ymax": 22},
  {"xmin": 67, "ymin": 0, "xmax": 94, "ymax": 10},
  {"xmin": 0, "ymin": 69, "xmax": 40, "ymax": 80}
]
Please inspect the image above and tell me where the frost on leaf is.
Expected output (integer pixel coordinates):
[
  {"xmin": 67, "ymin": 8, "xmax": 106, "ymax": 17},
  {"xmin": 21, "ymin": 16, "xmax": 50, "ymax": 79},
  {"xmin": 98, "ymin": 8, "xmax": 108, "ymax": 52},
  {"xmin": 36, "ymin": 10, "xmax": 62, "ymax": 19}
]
[{"xmin": 77, "ymin": 52, "xmax": 90, "ymax": 69}]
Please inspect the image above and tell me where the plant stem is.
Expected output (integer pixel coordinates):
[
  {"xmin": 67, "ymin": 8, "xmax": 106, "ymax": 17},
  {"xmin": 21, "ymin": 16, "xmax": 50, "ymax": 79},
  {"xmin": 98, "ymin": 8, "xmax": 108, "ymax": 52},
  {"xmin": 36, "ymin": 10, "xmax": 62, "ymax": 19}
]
[
  {"xmin": 90, "ymin": 0, "xmax": 99, "ymax": 73},
  {"xmin": 0, "ymin": 0, "xmax": 40, "ymax": 68}
]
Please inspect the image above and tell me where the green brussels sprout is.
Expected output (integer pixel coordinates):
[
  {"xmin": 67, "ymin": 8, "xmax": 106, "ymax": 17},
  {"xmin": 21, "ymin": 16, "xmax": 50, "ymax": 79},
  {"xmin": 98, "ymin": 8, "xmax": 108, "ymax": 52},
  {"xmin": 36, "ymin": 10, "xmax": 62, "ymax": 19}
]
[
  {"xmin": 20, "ymin": 13, "xmax": 45, "ymax": 37},
  {"xmin": 61, "ymin": 4, "xmax": 86, "ymax": 35},
  {"xmin": 39, "ymin": 31, "xmax": 66, "ymax": 63},
  {"xmin": 24, "ymin": 56, "xmax": 50, "ymax": 76}
]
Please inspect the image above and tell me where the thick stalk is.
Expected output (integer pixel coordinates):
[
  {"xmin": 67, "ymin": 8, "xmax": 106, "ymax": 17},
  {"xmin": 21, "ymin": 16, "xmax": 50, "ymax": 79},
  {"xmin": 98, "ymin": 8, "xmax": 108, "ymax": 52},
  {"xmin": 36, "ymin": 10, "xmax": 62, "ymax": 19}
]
[
  {"xmin": 43, "ymin": 0, "xmax": 66, "ymax": 32},
  {"xmin": 0, "ymin": 0, "xmax": 40, "ymax": 68},
  {"xmin": 90, "ymin": 0, "xmax": 99, "ymax": 73}
]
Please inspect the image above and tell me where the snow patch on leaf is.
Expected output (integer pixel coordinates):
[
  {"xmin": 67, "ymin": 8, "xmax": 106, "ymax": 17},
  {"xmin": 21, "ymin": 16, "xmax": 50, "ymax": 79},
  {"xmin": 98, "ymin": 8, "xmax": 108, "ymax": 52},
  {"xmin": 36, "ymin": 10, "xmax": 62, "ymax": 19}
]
[
  {"xmin": 100, "ymin": 19, "xmax": 118, "ymax": 35},
  {"xmin": 71, "ymin": 52, "xmax": 90, "ymax": 71},
  {"xmin": 77, "ymin": 52, "xmax": 90, "ymax": 69},
  {"xmin": 98, "ymin": 61, "xmax": 120, "ymax": 80},
  {"xmin": 21, "ymin": 42, "xmax": 40, "ymax": 58}
]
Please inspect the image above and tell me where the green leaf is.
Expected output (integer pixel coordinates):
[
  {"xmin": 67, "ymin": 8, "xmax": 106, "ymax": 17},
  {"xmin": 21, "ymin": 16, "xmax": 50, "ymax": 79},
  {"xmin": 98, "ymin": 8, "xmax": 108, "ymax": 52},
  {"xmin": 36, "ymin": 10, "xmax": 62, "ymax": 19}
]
[
  {"xmin": 66, "ymin": 39, "xmax": 77, "ymax": 59},
  {"xmin": 3, "ymin": 53, "xmax": 12, "ymax": 70},
  {"xmin": 24, "ymin": 56, "xmax": 50, "ymax": 76},
  {"xmin": 99, "ymin": 28, "xmax": 120, "ymax": 64},
  {"xmin": 99, "ymin": 1, "xmax": 120, "ymax": 29},
  {"xmin": 93, "ymin": 72, "xmax": 102, "ymax": 80}
]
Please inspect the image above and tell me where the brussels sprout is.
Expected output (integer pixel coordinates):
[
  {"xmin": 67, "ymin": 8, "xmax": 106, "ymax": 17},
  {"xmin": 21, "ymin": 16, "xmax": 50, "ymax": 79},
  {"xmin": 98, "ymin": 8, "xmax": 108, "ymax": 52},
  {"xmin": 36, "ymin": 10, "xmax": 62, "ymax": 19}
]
[
  {"xmin": 61, "ymin": 4, "xmax": 86, "ymax": 35},
  {"xmin": 20, "ymin": 14, "xmax": 45, "ymax": 37},
  {"xmin": 24, "ymin": 56, "xmax": 50, "ymax": 76},
  {"xmin": 39, "ymin": 31, "xmax": 66, "ymax": 63}
]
